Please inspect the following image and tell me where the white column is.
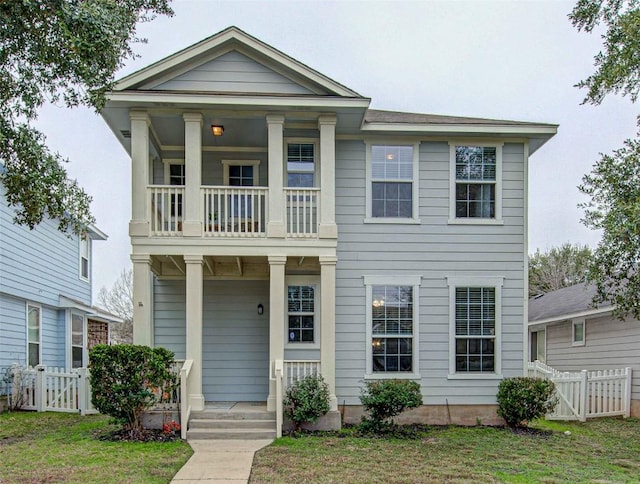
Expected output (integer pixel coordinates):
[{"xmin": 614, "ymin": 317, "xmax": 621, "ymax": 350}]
[
  {"xmin": 185, "ymin": 254, "xmax": 204, "ymax": 411},
  {"xmin": 131, "ymin": 254, "xmax": 152, "ymax": 345},
  {"xmin": 129, "ymin": 111, "xmax": 150, "ymax": 237},
  {"xmin": 267, "ymin": 255, "xmax": 287, "ymax": 411},
  {"xmin": 183, "ymin": 113, "xmax": 203, "ymax": 237},
  {"xmin": 266, "ymin": 115, "xmax": 285, "ymax": 238},
  {"xmin": 318, "ymin": 115, "xmax": 338, "ymax": 239},
  {"xmin": 320, "ymin": 255, "xmax": 338, "ymax": 410}
]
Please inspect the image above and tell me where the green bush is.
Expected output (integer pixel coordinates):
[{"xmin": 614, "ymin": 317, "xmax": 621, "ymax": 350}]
[
  {"xmin": 359, "ymin": 379, "xmax": 422, "ymax": 433},
  {"xmin": 283, "ymin": 375, "xmax": 330, "ymax": 431},
  {"xmin": 496, "ymin": 377, "xmax": 558, "ymax": 428},
  {"xmin": 89, "ymin": 344, "xmax": 176, "ymax": 433}
]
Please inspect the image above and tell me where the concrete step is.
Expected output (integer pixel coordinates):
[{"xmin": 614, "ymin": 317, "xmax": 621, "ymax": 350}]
[
  {"xmin": 189, "ymin": 418, "xmax": 275, "ymax": 430},
  {"xmin": 190, "ymin": 410, "xmax": 275, "ymax": 421},
  {"xmin": 186, "ymin": 428, "xmax": 277, "ymax": 440}
]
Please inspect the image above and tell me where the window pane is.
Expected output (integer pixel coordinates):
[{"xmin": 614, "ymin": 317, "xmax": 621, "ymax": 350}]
[
  {"xmin": 28, "ymin": 343, "xmax": 39, "ymax": 367},
  {"xmin": 455, "ymin": 287, "xmax": 496, "ymax": 373},
  {"xmin": 372, "ymin": 182, "xmax": 412, "ymax": 218},
  {"xmin": 455, "ymin": 146, "xmax": 496, "ymax": 181},
  {"xmin": 455, "ymin": 183, "xmax": 495, "ymax": 218},
  {"xmin": 72, "ymin": 346, "xmax": 83, "ymax": 369},
  {"xmin": 72, "ymin": 314, "xmax": 84, "ymax": 346},
  {"xmin": 287, "ymin": 173, "xmax": 314, "ymax": 188},
  {"xmin": 574, "ymin": 322, "xmax": 584, "ymax": 342},
  {"xmin": 28, "ymin": 306, "xmax": 40, "ymax": 343},
  {"xmin": 287, "ymin": 285, "xmax": 315, "ymax": 343},
  {"xmin": 371, "ymin": 145, "xmax": 413, "ymax": 180},
  {"xmin": 371, "ymin": 286, "xmax": 413, "ymax": 373}
]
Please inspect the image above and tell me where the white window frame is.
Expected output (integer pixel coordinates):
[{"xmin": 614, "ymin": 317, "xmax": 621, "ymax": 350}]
[
  {"xmin": 572, "ymin": 318, "xmax": 586, "ymax": 346},
  {"xmin": 285, "ymin": 275, "xmax": 320, "ymax": 349},
  {"xmin": 26, "ymin": 303, "xmax": 42, "ymax": 367},
  {"xmin": 530, "ymin": 328, "xmax": 546, "ymax": 363},
  {"xmin": 79, "ymin": 236, "xmax": 90, "ymax": 282},
  {"xmin": 68, "ymin": 311, "xmax": 86, "ymax": 369},
  {"xmin": 221, "ymin": 159, "xmax": 260, "ymax": 186},
  {"xmin": 364, "ymin": 275, "xmax": 422, "ymax": 379},
  {"xmin": 285, "ymin": 138, "xmax": 318, "ymax": 188},
  {"xmin": 163, "ymin": 158, "xmax": 185, "ymax": 185},
  {"xmin": 448, "ymin": 142, "xmax": 503, "ymax": 225},
  {"xmin": 447, "ymin": 276, "xmax": 504, "ymax": 379},
  {"xmin": 365, "ymin": 142, "xmax": 420, "ymax": 224}
]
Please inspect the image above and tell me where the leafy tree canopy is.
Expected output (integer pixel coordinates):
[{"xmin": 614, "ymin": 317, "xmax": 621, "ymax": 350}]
[
  {"xmin": 528, "ymin": 243, "xmax": 593, "ymax": 297},
  {"xmin": 571, "ymin": 1, "xmax": 640, "ymax": 318},
  {"xmin": 0, "ymin": 0, "xmax": 172, "ymax": 234}
]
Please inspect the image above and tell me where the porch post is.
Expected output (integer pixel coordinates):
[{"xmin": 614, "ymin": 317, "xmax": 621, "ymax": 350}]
[
  {"xmin": 129, "ymin": 110, "xmax": 150, "ymax": 237},
  {"xmin": 267, "ymin": 255, "xmax": 287, "ymax": 411},
  {"xmin": 183, "ymin": 112, "xmax": 203, "ymax": 237},
  {"xmin": 131, "ymin": 254, "xmax": 152, "ymax": 345},
  {"xmin": 318, "ymin": 115, "xmax": 338, "ymax": 239},
  {"xmin": 266, "ymin": 115, "xmax": 285, "ymax": 238},
  {"xmin": 184, "ymin": 254, "xmax": 205, "ymax": 411},
  {"xmin": 320, "ymin": 255, "xmax": 338, "ymax": 410}
]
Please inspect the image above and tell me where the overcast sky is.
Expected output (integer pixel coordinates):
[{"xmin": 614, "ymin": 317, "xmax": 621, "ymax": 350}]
[{"xmin": 32, "ymin": 0, "xmax": 639, "ymax": 297}]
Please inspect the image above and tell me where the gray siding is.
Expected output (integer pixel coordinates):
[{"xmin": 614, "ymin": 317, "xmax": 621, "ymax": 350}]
[
  {"xmin": 334, "ymin": 140, "xmax": 526, "ymax": 405},
  {"xmin": 545, "ymin": 315, "xmax": 640, "ymax": 401},
  {"xmin": 153, "ymin": 279, "xmax": 186, "ymax": 359},
  {"xmin": 152, "ymin": 51, "xmax": 315, "ymax": 95}
]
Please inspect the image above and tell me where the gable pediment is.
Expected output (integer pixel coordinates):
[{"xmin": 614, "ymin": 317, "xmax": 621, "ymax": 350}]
[{"xmin": 115, "ymin": 27, "xmax": 361, "ymax": 98}]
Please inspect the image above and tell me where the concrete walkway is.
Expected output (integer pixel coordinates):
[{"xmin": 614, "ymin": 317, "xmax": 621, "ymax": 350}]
[{"xmin": 170, "ymin": 439, "xmax": 273, "ymax": 483}]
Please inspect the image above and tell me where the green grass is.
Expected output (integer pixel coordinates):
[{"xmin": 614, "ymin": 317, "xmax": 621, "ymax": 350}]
[
  {"xmin": 0, "ymin": 411, "xmax": 192, "ymax": 483},
  {"xmin": 250, "ymin": 418, "xmax": 640, "ymax": 483}
]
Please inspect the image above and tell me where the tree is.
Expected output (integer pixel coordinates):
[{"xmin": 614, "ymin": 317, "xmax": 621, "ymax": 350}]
[
  {"xmin": 97, "ymin": 268, "xmax": 133, "ymax": 344},
  {"xmin": 571, "ymin": 1, "xmax": 640, "ymax": 318},
  {"xmin": 528, "ymin": 243, "xmax": 593, "ymax": 297},
  {"xmin": 0, "ymin": 0, "xmax": 172, "ymax": 235}
]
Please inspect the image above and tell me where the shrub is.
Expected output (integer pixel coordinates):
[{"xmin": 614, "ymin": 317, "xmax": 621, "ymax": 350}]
[
  {"xmin": 283, "ymin": 374, "xmax": 330, "ymax": 431},
  {"xmin": 89, "ymin": 344, "xmax": 176, "ymax": 434},
  {"xmin": 359, "ymin": 379, "xmax": 422, "ymax": 433},
  {"xmin": 496, "ymin": 377, "xmax": 558, "ymax": 428}
]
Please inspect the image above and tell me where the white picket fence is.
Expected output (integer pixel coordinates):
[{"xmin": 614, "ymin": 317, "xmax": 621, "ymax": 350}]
[
  {"xmin": 527, "ymin": 361, "xmax": 632, "ymax": 421},
  {"xmin": 10, "ymin": 365, "xmax": 96, "ymax": 415}
]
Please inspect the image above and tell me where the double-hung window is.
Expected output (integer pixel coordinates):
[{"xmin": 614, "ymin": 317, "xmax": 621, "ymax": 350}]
[
  {"xmin": 365, "ymin": 275, "xmax": 421, "ymax": 377},
  {"xmin": 79, "ymin": 237, "xmax": 90, "ymax": 281},
  {"xmin": 572, "ymin": 318, "xmax": 585, "ymax": 346},
  {"xmin": 287, "ymin": 142, "xmax": 315, "ymax": 188},
  {"xmin": 27, "ymin": 303, "xmax": 41, "ymax": 367},
  {"xmin": 366, "ymin": 144, "xmax": 419, "ymax": 222},
  {"xmin": 163, "ymin": 159, "xmax": 185, "ymax": 218},
  {"xmin": 286, "ymin": 276, "xmax": 319, "ymax": 347},
  {"xmin": 448, "ymin": 276, "xmax": 503, "ymax": 377},
  {"xmin": 71, "ymin": 313, "xmax": 85, "ymax": 369},
  {"xmin": 450, "ymin": 144, "xmax": 502, "ymax": 223}
]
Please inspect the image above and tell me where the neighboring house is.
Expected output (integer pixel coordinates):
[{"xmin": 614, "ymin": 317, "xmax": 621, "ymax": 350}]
[
  {"xmin": 0, "ymin": 183, "xmax": 121, "ymax": 373},
  {"xmin": 100, "ymin": 26, "xmax": 557, "ymax": 428},
  {"xmin": 528, "ymin": 283, "xmax": 640, "ymax": 417}
]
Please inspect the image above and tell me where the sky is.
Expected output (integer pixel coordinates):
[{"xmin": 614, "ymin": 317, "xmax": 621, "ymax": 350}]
[{"xmin": 32, "ymin": 0, "xmax": 639, "ymax": 298}]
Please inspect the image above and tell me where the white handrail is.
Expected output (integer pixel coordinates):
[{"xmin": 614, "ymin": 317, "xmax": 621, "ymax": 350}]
[{"xmin": 180, "ymin": 359, "xmax": 194, "ymax": 440}]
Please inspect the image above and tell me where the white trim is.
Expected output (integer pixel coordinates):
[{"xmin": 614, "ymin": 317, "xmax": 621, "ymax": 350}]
[
  {"xmin": 447, "ymin": 276, "xmax": 504, "ymax": 377},
  {"xmin": 26, "ymin": 302, "xmax": 42, "ymax": 367},
  {"xmin": 221, "ymin": 159, "xmax": 261, "ymax": 186},
  {"xmin": 79, "ymin": 236, "xmax": 90, "ymax": 282},
  {"xmin": 364, "ymin": 142, "xmax": 420, "ymax": 223},
  {"xmin": 448, "ymin": 142, "xmax": 503, "ymax": 224},
  {"xmin": 364, "ymin": 275, "xmax": 422, "ymax": 378},
  {"xmin": 68, "ymin": 311, "xmax": 87, "ymax": 370},
  {"xmin": 572, "ymin": 318, "xmax": 586, "ymax": 346},
  {"xmin": 523, "ymin": 141, "xmax": 530, "ymax": 373},
  {"xmin": 285, "ymin": 275, "xmax": 321, "ymax": 350},
  {"xmin": 527, "ymin": 306, "xmax": 612, "ymax": 327},
  {"xmin": 363, "ymin": 123, "xmax": 558, "ymax": 136},
  {"xmin": 284, "ymin": 138, "xmax": 318, "ymax": 188}
]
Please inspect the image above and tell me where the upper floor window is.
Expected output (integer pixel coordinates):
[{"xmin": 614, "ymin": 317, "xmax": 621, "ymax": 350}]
[
  {"xmin": 447, "ymin": 276, "xmax": 503, "ymax": 378},
  {"xmin": 364, "ymin": 275, "xmax": 421, "ymax": 378},
  {"xmin": 79, "ymin": 236, "xmax": 90, "ymax": 281},
  {"xmin": 449, "ymin": 144, "xmax": 503, "ymax": 224},
  {"xmin": 27, "ymin": 303, "xmax": 41, "ymax": 367},
  {"xmin": 287, "ymin": 142, "xmax": 315, "ymax": 188},
  {"xmin": 365, "ymin": 143, "xmax": 420, "ymax": 223}
]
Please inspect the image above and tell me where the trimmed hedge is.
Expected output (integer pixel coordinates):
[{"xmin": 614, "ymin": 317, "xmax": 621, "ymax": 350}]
[{"xmin": 496, "ymin": 377, "xmax": 558, "ymax": 428}]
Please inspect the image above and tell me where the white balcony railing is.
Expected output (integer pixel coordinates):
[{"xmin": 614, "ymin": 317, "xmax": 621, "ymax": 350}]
[
  {"xmin": 284, "ymin": 188, "xmax": 319, "ymax": 237},
  {"xmin": 149, "ymin": 185, "xmax": 184, "ymax": 235},
  {"xmin": 202, "ymin": 186, "xmax": 268, "ymax": 237}
]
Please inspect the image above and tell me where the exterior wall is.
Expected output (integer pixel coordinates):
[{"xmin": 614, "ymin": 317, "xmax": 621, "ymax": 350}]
[
  {"xmin": 151, "ymin": 51, "xmax": 316, "ymax": 95},
  {"xmin": 153, "ymin": 279, "xmax": 186, "ymax": 359},
  {"xmin": 334, "ymin": 140, "xmax": 526, "ymax": 406},
  {"xmin": 544, "ymin": 314, "xmax": 640, "ymax": 408}
]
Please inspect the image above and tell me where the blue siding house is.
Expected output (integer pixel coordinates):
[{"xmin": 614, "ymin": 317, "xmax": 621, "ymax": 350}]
[{"xmin": 0, "ymin": 183, "xmax": 119, "ymax": 371}]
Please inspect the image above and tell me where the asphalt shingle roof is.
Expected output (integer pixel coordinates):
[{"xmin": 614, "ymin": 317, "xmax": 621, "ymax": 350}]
[
  {"xmin": 528, "ymin": 283, "xmax": 612, "ymax": 322},
  {"xmin": 364, "ymin": 109, "xmax": 556, "ymax": 127}
]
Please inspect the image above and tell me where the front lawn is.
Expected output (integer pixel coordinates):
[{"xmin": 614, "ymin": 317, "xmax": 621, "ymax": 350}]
[
  {"xmin": 0, "ymin": 412, "xmax": 192, "ymax": 483},
  {"xmin": 250, "ymin": 418, "xmax": 640, "ymax": 483}
]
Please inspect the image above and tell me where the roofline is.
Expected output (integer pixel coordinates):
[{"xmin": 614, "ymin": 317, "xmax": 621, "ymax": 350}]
[
  {"xmin": 87, "ymin": 224, "xmax": 108, "ymax": 241},
  {"xmin": 528, "ymin": 305, "xmax": 613, "ymax": 327},
  {"xmin": 58, "ymin": 296, "xmax": 123, "ymax": 323},
  {"xmin": 362, "ymin": 122, "xmax": 558, "ymax": 136},
  {"xmin": 105, "ymin": 91, "xmax": 372, "ymax": 109},
  {"xmin": 115, "ymin": 26, "xmax": 362, "ymax": 98}
]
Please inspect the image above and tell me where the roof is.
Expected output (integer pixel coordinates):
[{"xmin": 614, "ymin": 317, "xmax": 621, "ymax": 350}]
[
  {"xmin": 58, "ymin": 295, "xmax": 124, "ymax": 324},
  {"xmin": 365, "ymin": 109, "xmax": 557, "ymax": 128},
  {"xmin": 528, "ymin": 283, "xmax": 612, "ymax": 324}
]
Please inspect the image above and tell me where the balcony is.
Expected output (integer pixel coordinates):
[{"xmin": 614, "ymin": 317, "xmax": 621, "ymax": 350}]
[{"xmin": 148, "ymin": 186, "xmax": 320, "ymax": 238}]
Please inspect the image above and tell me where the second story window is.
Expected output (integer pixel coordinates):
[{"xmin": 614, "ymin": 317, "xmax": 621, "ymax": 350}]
[
  {"xmin": 79, "ymin": 236, "xmax": 90, "ymax": 281},
  {"xmin": 287, "ymin": 143, "xmax": 315, "ymax": 187}
]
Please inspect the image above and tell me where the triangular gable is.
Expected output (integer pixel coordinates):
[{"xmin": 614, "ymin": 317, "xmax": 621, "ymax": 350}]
[{"xmin": 115, "ymin": 26, "xmax": 361, "ymax": 98}]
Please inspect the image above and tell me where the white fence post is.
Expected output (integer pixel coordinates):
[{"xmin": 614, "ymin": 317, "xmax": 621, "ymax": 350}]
[
  {"xmin": 579, "ymin": 370, "xmax": 588, "ymax": 422},
  {"xmin": 624, "ymin": 367, "xmax": 632, "ymax": 418},
  {"xmin": 77, "ymin": 368, "xmax": 88, "ymax": 415},
  {"xmin": 35, "ymin": 365, "xmax": 46, "ymax": 412},
  {"xmin": 275, "ymin": 359, "xmax": 283, "ymax": 438}
]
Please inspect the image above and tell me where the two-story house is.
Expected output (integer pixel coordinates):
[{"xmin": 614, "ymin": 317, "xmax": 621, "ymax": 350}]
[
  {"xmin": 0, "ymin": 182, "xmax": 121, "ymax": 373},
  {"xmin": 100, "ymin": 27, "xmax": 557, "ymax": 430}
]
